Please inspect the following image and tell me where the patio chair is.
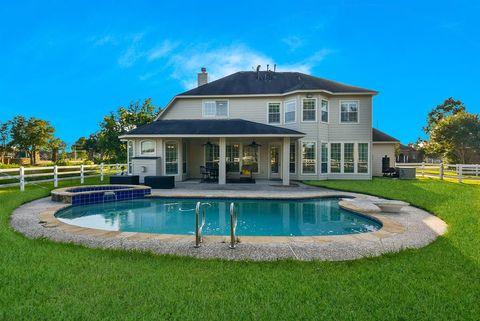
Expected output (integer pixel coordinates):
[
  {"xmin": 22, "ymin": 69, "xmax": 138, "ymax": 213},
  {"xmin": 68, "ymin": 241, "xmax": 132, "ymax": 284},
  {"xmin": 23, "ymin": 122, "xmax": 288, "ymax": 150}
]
[{"xmin": 200, "ymin": 166, "xmax": 210, "ymax": 182}]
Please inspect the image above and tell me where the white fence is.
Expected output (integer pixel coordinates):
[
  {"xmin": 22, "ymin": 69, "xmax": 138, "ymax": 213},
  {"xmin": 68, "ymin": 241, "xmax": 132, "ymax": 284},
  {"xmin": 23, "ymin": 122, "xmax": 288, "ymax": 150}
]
[
  {"xmin": 0, "ymin": 164, "xmax": 128, "ymax": 191},
  {"xmin": 395, "ymin": 162, "xmax": 480, "ymax": 182}
]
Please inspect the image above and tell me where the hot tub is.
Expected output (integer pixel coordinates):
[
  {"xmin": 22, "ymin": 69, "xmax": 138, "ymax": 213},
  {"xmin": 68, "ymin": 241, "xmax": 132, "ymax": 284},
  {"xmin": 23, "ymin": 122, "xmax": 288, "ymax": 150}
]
[{"xmin": 51, "ymin": 185, "xmax": 151, "ymax": 206}]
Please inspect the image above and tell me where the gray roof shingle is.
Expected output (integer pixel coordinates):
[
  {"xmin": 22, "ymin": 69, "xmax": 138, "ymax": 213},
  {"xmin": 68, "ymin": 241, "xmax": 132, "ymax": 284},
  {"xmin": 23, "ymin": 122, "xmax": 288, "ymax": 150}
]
[
  {"xmin": 372, "ymin": 128, "xmax": 399, "ymax": 142},
  {"xmin": 122, "ymin": 119, "xmax": 305, "ymax": 137},
  {"xmin": 178, "ymin": 71, "xmax": 377, "ymax": 96}
]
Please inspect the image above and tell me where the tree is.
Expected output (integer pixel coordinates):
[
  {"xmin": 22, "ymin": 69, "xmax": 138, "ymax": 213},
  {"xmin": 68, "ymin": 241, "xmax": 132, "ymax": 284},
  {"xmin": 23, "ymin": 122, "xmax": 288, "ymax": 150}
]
[
  {"xmin": 424, "ymin": 112, "xmax": 480, "ymax": 163},
  {"xmin": 95, "ymin": 98, "xmax": 160, "ymax": 162},
  {"xmin": 46, "ymin": 138, "xmax": 66, "ymax": 163},
  {"xmin": 0, "ymin": 121, "xmax": 10, "ymax": 163},
  {"xmin": 423, "ymin": 97, "xmax": 465, "ymax": 134},
  {"xmin": 10, "ymin": 116, "xmax": 55, "ymax": 165}
]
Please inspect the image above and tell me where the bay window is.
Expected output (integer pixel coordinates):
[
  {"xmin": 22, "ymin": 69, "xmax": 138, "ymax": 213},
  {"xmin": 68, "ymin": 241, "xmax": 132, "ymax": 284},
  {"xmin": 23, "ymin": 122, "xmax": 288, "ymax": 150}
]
[
  {"xmin": 302, "ymin": 98, "xmax": 316, "ymax": 122},
  {"xmin": 343, "ymin": 143, "xmax": 354, "ymax": 173},
  {"xmin": 330, "ymin": 143, "xmax": 341, "ymax": 173},
  {"xmin": 358, "ymin": 143, "xmax": 369, "ymax": 173},
  {"xmin": 301, "ymin": 141, "xmax": 316, "ymax": 174},
  {"xmin": 321, "ymin": 143, "xmax": 328, "ymax": 173},
  {"xmin": 284, "ymin": 100, "xmax": 297, "ymax": 123},
  {"xmin": 340, "ymin": 101, "xmax": 359, "ymax": 123},
  {"xmin": 321, "ymin": 100, "xmax": 329, "ymax": 123}
]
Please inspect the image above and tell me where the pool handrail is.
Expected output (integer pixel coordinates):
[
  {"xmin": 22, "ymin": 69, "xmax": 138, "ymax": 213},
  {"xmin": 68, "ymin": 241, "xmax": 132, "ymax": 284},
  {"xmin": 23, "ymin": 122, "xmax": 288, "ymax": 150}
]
[
  {"xmin": 194, "ymin": 202, "xmax": 209, "ymax": 248},
  {"xmin": 229, "ymin": 202, "xmax": 239, "ymax": 249}
]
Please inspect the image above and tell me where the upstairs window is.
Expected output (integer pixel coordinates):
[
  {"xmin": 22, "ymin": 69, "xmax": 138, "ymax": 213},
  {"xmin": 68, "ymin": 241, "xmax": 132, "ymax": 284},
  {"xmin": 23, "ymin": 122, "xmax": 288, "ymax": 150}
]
[
  {"xmin": 321, "ymin": 100, "xmax": 329, "ymax": 123},
  {"xmin": 284, "ymin": 100, "xmax": 297, "ymax": 123},
  {"xmin": 268, "ymin": 103, "xmax": 281, "ymax": 124},
  {"xmin": 302, "ymin": 98, "xmax": 317, "ymax": 122},
  {"xmin": 203, "ymin": 100, "xmax": 229, "ymax": 117},
  {"xmin": 340, "ymin": 101, "xmax": 359, "ymax": 123},
  {"xmin": 140, "ymin": 140, "xmax": 155, "ymax": 155}
]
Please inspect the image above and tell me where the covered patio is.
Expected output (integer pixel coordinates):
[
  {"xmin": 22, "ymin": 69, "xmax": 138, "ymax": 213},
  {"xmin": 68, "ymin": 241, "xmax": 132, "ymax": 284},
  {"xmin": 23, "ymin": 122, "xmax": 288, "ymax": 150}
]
[{"xmin": 121, "ymin": 119, "xmax": 305, "ymax": 186}]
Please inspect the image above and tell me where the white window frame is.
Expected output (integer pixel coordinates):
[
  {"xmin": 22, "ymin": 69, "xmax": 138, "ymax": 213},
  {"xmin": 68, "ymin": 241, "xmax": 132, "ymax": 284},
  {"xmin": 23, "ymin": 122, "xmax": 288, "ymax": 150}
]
[
  {"xmin": 284, "ymin": 99, "xmax": 297, "ymax": 124},
  {"xmin": 321, "ymin": 99, "xmax": 329, "ymax": 123},
  {"xmin": 329, "ymin": 142, "xmax": 342, "ymax": 174},
  {"xmin": 164, "ymin": 140, "xmax": 179, "ymax": 175},
  {"xmin": 289, "ymin": 141, "xmax": 296, "ymax": 174},
  {"xmin": 242, "ymin": 143, "xmax": 260, "ymax": 174},
  {"xmin": 226, "ymin": 142, "xmax": 241, "ymax": 173},
  {"xmin": 127, "ymin": 140, "xmax": 135, "ymax": 174},
  {"xmin": 339, "ymin": 100, "xmax": 360, "ymax": 124},
  {"xmin": 203, "ymin": 143, "xmax": 220, "ymax": 168},
  {"xmin": 300, "ymin": 140, "xmax": 317, "ymax": 175},
  {"xmin": 301, "ymin": 98, "xmax": 317, "ymax": 123},
  {"xmin": 327, "ymin": 142, "xmax": 370, "ymax": 175},
  {"xmin": 267, "ymin": 101, "xmax": 282, "ymax": 124},
  {"xmin": 320, "ymin": 142, "xmax": 329, "ymax": 174},
  {"xmin": 202, "ymin": 100, "xmax": 229, "ymax": 118},
  {"xmin": 140, "ymin": 140, "xmax": 156, "ymax": 156}
]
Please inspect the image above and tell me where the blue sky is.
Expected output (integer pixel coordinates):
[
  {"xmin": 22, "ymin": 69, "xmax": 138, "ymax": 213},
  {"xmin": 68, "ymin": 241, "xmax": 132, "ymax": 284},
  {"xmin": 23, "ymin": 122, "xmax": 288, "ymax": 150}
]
[{"xmin": 1, "ymin": 0, "xmax": 479, "ymax": 146}]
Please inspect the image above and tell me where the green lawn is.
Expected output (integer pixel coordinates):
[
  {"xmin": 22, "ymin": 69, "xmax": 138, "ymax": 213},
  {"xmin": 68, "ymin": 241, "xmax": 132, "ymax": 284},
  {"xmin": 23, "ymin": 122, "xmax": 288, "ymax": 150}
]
[{"xmin": 0, "ymin": 178, "xmax": 479, "ymax": 320}]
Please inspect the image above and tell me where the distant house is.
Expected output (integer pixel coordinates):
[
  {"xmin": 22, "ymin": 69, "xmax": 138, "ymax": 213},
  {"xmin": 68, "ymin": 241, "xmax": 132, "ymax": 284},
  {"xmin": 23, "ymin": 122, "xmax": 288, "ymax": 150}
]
[
  {"xmin": 396, "ymin": 144, "xmax": 424, "ymax": 163},
  {"xmin": 120, "ymin": 68, "xmax": 400, "ymax": 184}
]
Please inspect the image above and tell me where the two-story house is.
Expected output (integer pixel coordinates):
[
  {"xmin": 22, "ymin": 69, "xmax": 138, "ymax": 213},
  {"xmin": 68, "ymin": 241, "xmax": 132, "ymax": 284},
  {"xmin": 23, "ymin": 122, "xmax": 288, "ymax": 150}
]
[{"xmin": 120, "ymin": 68, "xmax": 399, "ymax": 185}]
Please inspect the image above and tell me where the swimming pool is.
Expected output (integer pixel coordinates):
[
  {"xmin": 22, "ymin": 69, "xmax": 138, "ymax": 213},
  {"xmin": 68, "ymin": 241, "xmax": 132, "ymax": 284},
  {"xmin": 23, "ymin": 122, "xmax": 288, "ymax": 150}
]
[{"xmin": 55, "ymin": 198, "xmax": 382, "ymax": 236}]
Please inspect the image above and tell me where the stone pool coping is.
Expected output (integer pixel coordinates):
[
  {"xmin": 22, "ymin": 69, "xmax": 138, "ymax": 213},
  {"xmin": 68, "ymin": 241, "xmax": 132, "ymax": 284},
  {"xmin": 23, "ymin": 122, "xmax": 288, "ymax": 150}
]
[{"xmin": 10, "ymin": 187, "xmax": 448, "ymax": 261}]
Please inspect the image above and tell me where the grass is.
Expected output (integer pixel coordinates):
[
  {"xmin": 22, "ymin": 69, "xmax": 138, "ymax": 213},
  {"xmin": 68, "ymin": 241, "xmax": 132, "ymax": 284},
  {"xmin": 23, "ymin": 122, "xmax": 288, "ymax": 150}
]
[{"xmin": 0, "ymin": 178, "xmax": 479, "ymax": 320}]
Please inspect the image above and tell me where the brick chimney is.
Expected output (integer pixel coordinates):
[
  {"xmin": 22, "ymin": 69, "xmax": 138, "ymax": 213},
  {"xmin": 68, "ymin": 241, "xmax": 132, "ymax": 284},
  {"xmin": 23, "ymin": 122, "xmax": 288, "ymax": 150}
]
[{"xmin": 197, "ymin": 67, "xmax": 208, "ymax": 87}]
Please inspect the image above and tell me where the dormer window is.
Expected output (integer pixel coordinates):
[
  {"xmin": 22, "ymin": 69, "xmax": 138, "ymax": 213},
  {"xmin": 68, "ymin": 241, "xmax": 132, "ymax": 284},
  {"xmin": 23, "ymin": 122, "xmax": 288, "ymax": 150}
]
[{"xmin": 203, "ymin": 100, "xmax": 229, "ymax": 117}]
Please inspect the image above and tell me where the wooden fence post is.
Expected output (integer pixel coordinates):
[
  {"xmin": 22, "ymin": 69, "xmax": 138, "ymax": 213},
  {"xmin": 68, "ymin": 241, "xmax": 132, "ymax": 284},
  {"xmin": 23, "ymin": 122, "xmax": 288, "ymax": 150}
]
[
  {"xmin": 100, "ymin": 163, "xmax": 104, "ymax": 181},
  {"xmin": 421, "ymin": 162, "xmax": 425, "ymax": 177},
  {"xmin": 115, "ymin": 163, "xmax": 119, "ymax": 173},
  {"xmin": 439, "ymin": 163, "xmax": 444, "ymax": 180},
  {"xmin": 19, "ymin": 166, "xmax": 25, "ymax": 192},
  {"xmin": 80, "ymin": 164, "xmax": 85, "ymax": 184},
  {"xmin": 458, "ymin": 164, "xmax": 462, "ymax": 183},
  {"xmin": 54, "ymin": 165, "xmax": 58, "ymax": 187}
]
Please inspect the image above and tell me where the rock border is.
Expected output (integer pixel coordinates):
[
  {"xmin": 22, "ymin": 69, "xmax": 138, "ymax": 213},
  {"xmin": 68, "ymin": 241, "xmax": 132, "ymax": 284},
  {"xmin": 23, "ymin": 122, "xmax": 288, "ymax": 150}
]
[{"xmin": 10, "ymin": 192, "xmax": 448, "ymax": 261}]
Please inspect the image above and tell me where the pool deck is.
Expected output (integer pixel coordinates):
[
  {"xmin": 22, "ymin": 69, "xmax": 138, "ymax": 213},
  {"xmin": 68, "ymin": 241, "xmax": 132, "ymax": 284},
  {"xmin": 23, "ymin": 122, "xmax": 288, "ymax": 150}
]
[{"xmin": 10, "ymin": 182, "xmax": 448, "ymax": 261}]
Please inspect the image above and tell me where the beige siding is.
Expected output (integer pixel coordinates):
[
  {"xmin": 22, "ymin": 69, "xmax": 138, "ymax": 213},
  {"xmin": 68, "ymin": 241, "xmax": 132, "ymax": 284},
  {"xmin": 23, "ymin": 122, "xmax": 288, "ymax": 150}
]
[
  {"xmin": 145, "ymin": 92, "xmax": 376, "ymax": 180},
  {"xmin": 372, "ymin": 143, "xmax": 396, "ymax": 176}
]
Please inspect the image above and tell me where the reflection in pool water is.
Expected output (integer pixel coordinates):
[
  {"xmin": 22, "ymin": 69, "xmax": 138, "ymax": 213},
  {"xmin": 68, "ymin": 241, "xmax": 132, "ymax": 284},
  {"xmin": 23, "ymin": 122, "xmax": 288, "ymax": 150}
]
[{"xmin": 55, "ymin": 198, "xmax": 382, "ymax": 236}]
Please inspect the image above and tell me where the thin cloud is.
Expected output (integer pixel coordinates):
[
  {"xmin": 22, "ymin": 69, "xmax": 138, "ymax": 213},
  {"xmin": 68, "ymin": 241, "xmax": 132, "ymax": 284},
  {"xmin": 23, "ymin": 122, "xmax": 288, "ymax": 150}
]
[
  {"xmin": 148, "ymin": 40, "xmax": 179, "ymax": 61},
  {"xmin": 282, "ymin": 36, "xmax": 304, "ymax": 51},
  {"xmin": 167, "ymin": 44, "xmax": 332, "ymax": 89},
  {"xmin": 117, "ymin": 33, "xmax": 145, "ymax": 68}
]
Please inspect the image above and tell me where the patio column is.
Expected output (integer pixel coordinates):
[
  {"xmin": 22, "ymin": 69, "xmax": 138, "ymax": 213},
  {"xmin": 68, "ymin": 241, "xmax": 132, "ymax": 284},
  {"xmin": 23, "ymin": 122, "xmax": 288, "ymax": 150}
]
[
  {"xmin": 282, "ymin": 137, "xmax": 290, "ymax": 186},
  {"xmin": 219, "ymin": 137, "xmax": 226, "ymax": 185}
]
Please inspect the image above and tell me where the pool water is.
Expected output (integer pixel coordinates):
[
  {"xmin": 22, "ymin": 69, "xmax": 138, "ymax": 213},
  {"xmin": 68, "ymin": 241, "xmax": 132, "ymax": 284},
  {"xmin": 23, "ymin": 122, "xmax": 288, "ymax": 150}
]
[{"xmin": 55, "ymin": 198, "xmax": 382, "ymax": 236}]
